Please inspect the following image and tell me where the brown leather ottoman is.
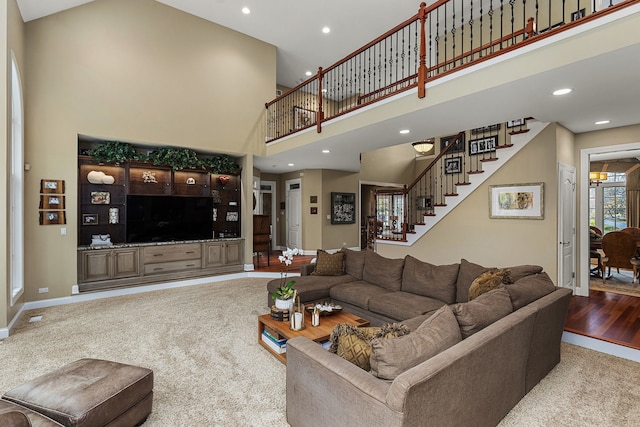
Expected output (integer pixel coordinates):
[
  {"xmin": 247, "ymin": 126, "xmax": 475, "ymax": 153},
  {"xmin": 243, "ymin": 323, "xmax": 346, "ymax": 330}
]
[{"xmin": 1, "ymin": 358, "xmax": 153, "ymax": 427}]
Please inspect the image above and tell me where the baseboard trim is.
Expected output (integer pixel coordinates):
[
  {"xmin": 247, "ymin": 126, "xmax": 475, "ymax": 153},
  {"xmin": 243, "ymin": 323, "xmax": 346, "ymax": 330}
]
[{"xmin": 562, "ymin": 331, "xmax": 640, "ymax": 362}]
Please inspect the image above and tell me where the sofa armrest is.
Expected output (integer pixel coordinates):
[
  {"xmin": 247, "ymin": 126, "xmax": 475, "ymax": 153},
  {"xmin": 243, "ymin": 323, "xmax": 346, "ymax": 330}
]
[
  {"xmin": 300, "ymin": 263, "xmax": 316, "ymax": 276},
  {"xmin": 286, "ymin": 337, "xmax": 402, "ymax": 427}
]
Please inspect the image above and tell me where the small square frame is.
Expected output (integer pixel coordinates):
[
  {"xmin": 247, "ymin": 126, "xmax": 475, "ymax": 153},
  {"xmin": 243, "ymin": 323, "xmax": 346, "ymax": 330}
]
[
  {"xmin": 40, "ymin": 179, "xmax": 65, "ymax": 194},
  {"xmin": 444, "ymin": 157, "xmax": 462, "ymax": 174},
  {"xmin": 90, "ymin": 191, "xmax": 110, "ymax": 204},
  {"xmin": 469, "ymin": 135, "xmax": 497, "ymax": 156},
  {"xmin": 82, "ymin": 214, "xmax": 99, "ymax": 225},
  {"xmin": 507, "ymin": 118, "xmax": 526, "ymax": 128},
  {"xmin": 440, "ymin": 133, "xmax": 465, "ymax": 153},
  {"xmin": 40, "ymin": 195, "xmax": 66, "ymax": 209},
  {"xmin": 40, "ymin": 211, "xmax": 67, "ymax": 225}
]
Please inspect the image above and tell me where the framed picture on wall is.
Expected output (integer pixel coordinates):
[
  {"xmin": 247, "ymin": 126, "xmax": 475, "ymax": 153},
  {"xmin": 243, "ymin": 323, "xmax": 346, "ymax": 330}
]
[
  {"xmin": 331, "ymin": 192, "xmax": 356, "ymax": 224},
  {"xmin": 440, "ymin": 133, "xmax": 465, "ymax": 153},
  {"xmin": 468, "ymin": 135, "xmax": 497, "ymax": 156},
  {"xmin": 489, "ymin": 183, "xmax": 544, "ymax": 219},
  {"xmin": 444, "ymin": 157, "xmax": 462, "ymax": 174}
]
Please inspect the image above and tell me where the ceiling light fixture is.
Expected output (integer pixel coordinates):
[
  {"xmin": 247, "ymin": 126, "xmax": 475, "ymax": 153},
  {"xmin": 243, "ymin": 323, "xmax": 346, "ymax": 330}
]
[
  {"xmin": 288, "ymin": 163, "xmax": 294, "ymax": 167},
  {"xmin": 412, "ymin": 139, "xmax": 434, "ymax": 155},
  {"xmin": 322, "ymin": 26, "xmax": 331, "ymax": 34},
  {"xmin": 399, "ymin": 129, "xmax": 410, "ymax": 134},
  {"xmin": 553, "ymin": 88, "xmax": 572, "ymax": 96},
  {"xmin": 589, "ymin": 172, "xmax": 607, "ymax": 186},
  {"xmin": 595, "ymin": 120, "xmax": 611, "ymax": 125},
  {"xmin": 241, "ymin": 7, "xmax": 251, "ymax": 14},
  {"xmin": 305, "ymin": 71, "xmax": 312, "ymax": 76},
  {"xmin": 322, "ymin": 149, "xmax": 330, "ymax": 154}
]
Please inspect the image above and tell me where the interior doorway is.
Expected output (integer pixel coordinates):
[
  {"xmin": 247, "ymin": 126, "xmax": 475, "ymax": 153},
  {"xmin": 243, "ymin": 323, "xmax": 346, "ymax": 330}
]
[{"xmin": 285, "ymin": 178, "xmax": 302, "ymax": 250}]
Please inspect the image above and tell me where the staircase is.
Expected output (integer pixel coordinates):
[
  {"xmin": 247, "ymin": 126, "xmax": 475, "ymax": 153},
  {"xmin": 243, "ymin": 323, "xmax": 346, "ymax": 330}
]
[{"xmin": 375, "ymin": 120, "xmax": 549, "ymax": 247}]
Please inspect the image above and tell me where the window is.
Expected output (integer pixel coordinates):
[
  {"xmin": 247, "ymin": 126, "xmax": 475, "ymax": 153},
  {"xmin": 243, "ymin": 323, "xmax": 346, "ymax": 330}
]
[
  {"xmin": 590, "ymin": 172, "xmax": 626, "ymax": 233},
  {"xmin": 10, "ymin": 52, "xmax": 25, "ymax": 305}
]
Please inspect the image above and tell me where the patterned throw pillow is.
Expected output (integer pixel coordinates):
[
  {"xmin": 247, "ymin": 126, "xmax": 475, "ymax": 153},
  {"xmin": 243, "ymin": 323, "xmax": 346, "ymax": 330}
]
[
  {"xmin": 329, "ymin": 323, "xmax": 411, "ymax": 371},
  {"xmin": 311, "ymin": 250, "xmax": 345, "ymax": 276},
  {"xmin": 468, "ymin": 268, "xmax": 512, "ymax": 300}
]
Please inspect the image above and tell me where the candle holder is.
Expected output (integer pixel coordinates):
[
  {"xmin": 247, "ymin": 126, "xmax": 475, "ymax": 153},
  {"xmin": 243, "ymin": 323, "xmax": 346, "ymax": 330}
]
[{"xmin": 289, "ymin": 295, "xmax": 305, "ymax": 331}]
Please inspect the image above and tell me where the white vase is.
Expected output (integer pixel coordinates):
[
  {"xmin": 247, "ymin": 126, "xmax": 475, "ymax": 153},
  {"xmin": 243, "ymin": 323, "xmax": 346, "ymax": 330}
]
[{"xmin": 275, "ymin": 298, "xmax": 293, "ymax": 310}]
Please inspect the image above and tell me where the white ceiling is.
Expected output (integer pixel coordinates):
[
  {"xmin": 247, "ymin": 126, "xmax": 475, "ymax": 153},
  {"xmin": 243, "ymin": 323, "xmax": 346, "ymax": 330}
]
[{"xmin": 15, "ymin": 0, "xmax": 640, "ymax": 173}]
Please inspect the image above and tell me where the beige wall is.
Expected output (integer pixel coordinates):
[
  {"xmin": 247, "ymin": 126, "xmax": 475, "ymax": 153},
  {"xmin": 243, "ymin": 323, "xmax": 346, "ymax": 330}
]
[
  {"xmin": 21, "ymin": 0, "xmax": 275, "ymax": 301},
  {"xmin": 376, "ymin": 123, "xmax": 560, "ymax": 278}
]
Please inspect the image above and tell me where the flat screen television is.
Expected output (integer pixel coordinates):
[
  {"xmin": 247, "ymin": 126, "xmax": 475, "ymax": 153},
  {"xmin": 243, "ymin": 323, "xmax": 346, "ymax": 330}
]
[{"xmin": 126, "ymin": 195, "xmax": 213, "ymax": 243}]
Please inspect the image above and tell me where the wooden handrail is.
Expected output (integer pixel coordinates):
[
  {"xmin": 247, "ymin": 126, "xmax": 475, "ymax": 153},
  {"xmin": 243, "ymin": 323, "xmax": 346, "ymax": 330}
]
[{"xmin": 407, "ymin": 131, "xmax": 465, "ymax": 190}]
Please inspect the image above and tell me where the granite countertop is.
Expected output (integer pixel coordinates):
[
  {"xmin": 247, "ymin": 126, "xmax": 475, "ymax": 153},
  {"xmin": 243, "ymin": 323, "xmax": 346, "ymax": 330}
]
[{"xmin": 78, "ymin": 237, "xmax": 243, "ymax": 251}]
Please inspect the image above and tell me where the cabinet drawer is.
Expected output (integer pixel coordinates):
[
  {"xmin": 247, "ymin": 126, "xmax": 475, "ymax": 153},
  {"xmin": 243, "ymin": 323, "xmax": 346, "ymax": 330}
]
[
  {"xmin": 144, "ymin": 259, "xmax": 202, "ymax": 275},
  {"xmin": 142, "ymin": 243, "xmax": 201, "ymax": 263}
]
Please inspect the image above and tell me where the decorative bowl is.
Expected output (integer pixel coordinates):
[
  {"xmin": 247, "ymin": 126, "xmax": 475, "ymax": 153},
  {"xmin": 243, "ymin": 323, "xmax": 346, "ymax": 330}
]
[{"xmin": 306, "ymin": 302, "xmax": 343, "ymax": 316}]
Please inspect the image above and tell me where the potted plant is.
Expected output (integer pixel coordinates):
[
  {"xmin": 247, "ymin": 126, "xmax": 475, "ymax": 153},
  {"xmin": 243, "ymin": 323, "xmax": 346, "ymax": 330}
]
[{"xmin": 271, "ymin": 247, "xmax": 299, "ymax": 310}]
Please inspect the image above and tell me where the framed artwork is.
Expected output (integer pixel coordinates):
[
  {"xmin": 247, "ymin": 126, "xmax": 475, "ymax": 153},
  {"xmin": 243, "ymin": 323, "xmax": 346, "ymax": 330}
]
[
  {"xmin": 293, "ymin": 106, "xmax": 317, "ymax": 130},
  {"xmin": 40, "ymin": 211, "xmax": 67, "ymax": 225},
  {"xmin": 440, "ymin": 133, "xmax": 465, "ymax": 153},
  {"xmin": 40, "ymin": 179, "xmax": 65, "ymax": 194},
  {"xmin": 571, "ymin": 9, "xmax": 586, "ymax": 21},
  {"xmin": 471, "ymin": 124, "xmax": 501, "ymax": 135},
  {"xmin": 90, "ymin": 191, "xmax": 110, "ymax": 204},
  {"xmin": 310, "ymin": 195, "xmax": 318, "ymax": 203},
  {"xmin": 310, "ymin": 207, "xmax": 318, "ymax": 214},
  {"xmin": 507, "ymin": 118, "xmax": 526, "ymax": 128},
  {"xmin": 489, "ymin": 183, "xmax": 544, "ymax": 219},
  {"xmin": 40, "ymin": 195, "xmax": 66, "ymax": 209},
  {"xmin": 82, "ymin": 214, "xmax": 99, "ymax": 225},
  {"xmin": 469, "ymin": 135, "xmax": 497, "ymax": 156},
  {"xmin": 226, "ymin": 211, "xmax": 239, "ymax": 221},
  {"xmin": 416, "ymin": 196, "xmax": 432, "ymax": 210},
  {"xmin": 444, "ymin": 157, "xmax": 462, "ymax": 174},
  {"xmin": 331, "ymin": 192, "xmax": 356, "ymax": 224}
]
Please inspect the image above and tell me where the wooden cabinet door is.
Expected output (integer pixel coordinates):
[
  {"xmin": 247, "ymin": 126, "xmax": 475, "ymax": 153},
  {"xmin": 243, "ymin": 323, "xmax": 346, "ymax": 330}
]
[
  {"xmin": 81, "ymin": 250, "xmax": 111, "ymax": 282},
  {"xmin": 224, "ymin": 240, "xmax": 243, "ymax": 266},
  {"xmin": 112, "ymin": 248, "xmax": 140, "ymax": 279},
  {"xmin": 204, "ymin": 242, "xmax": 225, "ymax": 268}
]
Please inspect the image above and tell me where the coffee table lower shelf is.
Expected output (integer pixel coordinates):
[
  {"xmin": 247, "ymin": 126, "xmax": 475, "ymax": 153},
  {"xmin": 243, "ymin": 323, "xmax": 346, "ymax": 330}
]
[{"xmin": 258, "ymin": 310, "xmax": 370, "ymax": 364}]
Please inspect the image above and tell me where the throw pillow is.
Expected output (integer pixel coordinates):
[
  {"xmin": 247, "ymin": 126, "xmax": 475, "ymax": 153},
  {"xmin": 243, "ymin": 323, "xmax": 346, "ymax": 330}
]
[
  {"xmin": 369, "ymin": 305, "xmax": 461, "ymax": 380},
  {"xmin": 468, "ymin": 268, "xmax": 512, "ymax": 301},
  {"xmin": 311, "ymin": 250, "xmax": 345, "ymax": 276},
  {"xmin": 341, "ymin": 248, "xmax": 366, "ymax": 279},
  {"xmin": 506, "ymin": 272, "xmax": 556, "ymax": 310},
  {"xmin": 401, "ymin": 255, "xmax": 459, "ymax": 304},
  {"xmin": 451, "ymin": 286, "xmax": 513, "ymax": 339},
  {"xmin": 362, "ymin": 251, "xmax": 405, "ymax": 291},
  {"xmin": 455, "ymin": 259, "xmax": 494, "ymax": 303},
  {"xmin": 329, "ymin": 323, "xmax": 410, "ymax": 371}
]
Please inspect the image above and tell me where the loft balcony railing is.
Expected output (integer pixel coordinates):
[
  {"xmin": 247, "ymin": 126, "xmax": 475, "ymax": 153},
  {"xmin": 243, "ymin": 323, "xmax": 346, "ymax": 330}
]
[{"xmin": 265, "ymin": 0, "xmax": 638, "ymax": 142}]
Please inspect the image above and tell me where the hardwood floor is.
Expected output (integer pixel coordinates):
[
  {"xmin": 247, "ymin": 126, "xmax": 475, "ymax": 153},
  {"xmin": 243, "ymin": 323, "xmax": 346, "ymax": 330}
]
[
  {"xmin": 255, "ymin": 250, "xmax": 640, "ymax": 351},
  {"xmin": 565, "ymin": 290, "xmax": 640, "ymax": 350}
]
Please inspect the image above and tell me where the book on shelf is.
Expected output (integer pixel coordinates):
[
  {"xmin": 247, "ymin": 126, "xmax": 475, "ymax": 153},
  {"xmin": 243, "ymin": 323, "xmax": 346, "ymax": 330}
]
[
  {"xmin": 261, "ymin": 332, "xmax": 287, "ymax": 354},
  {"xmin": 263, "ymin": 329, "xmax": 286, "ymax": 346}
]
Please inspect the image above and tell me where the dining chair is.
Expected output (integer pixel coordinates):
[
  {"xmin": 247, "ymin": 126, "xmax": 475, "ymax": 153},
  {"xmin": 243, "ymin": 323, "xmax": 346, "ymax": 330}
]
[
  {"xmin": 620, "ymin": 227, "xmax": 640, "ymax": 254},
  {"xmin": 601, "ymin": 231, "xmax": 640, "ymax": 285},
  {"xmin": 589, "ymin": 226, "xmax": 603, "ymax": 277}
]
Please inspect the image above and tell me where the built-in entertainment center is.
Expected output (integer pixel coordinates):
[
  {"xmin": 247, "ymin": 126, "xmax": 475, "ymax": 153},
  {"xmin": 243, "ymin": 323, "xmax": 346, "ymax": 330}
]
[{"xmin": 76, "ymin": 139, "xmax": 244, "ymax": 292}]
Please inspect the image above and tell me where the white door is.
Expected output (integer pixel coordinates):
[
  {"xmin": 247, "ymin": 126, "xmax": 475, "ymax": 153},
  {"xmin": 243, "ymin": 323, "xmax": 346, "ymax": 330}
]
[
  {"xmin": 260, "ymin": 180, "xmax": 276, "ymax": 248},
  {"xmin": 558, "ymin": 163, "xmax": 577, "ymax": 291},
  {"xmin": 286, "ymin": 179, "xmax": 302, "ymax": 250}
]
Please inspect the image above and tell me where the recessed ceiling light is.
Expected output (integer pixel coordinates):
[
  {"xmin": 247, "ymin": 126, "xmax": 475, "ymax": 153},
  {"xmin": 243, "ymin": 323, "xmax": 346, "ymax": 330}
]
[
  {"xmin": 322, "ymin": 26, "xmax": 331, "ymax": 34},
  {"xmin": 288, "ymin": 163, "xmax": 294, "ymax": 167},
  {"xmin": 322, "ymin": 149, "xmax": 330, "ymax": 154},
  {"xmin": 241, "ymin": 7, "xmax": 251, "ymax": 14},
  {"xmin": 553, "ymin": 88, "xmax": 572, "ymax": 96},
  {"xmin": 595, "ymin": 120, "xmax": 611, "ymax": 125},
  {"xmin": 305, "ymin": 71, "xmax": 312, "ymax": 76},
  {"xmin": 399, "ymin": 129, "xmax": 410, "ymax": 134}
]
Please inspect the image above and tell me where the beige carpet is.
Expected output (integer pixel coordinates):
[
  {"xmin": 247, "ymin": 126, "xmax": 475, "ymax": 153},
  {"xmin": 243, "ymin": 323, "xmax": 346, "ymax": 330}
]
[{"xmin": 0, "ymin": 278, "xmax": 639, "ymax": 426}]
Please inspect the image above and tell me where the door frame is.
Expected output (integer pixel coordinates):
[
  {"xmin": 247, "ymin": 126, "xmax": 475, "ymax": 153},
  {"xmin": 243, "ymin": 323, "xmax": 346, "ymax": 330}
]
[
  {"xmin": 285, "ymin": 178, "xmax": 302, "ymax": 250},
  {"xmin": 579, "ymin": 141, "xmax": 640, "ymax": 296},
  {"xmin": 261, "ymin": 180, "xmax": 277, "ymax": 249}
]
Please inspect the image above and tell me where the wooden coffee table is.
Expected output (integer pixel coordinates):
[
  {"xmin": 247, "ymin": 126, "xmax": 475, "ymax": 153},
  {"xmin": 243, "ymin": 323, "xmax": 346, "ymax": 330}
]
[{"xmin": 258, "ymin": 309, "xmax": 370, "ymax": 364}]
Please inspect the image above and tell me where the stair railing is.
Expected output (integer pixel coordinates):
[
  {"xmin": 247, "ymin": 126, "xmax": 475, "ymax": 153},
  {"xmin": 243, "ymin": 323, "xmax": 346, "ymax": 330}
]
[{"xmin": 265, "ymin": 0, "xmax": 638, "ymax": 142}]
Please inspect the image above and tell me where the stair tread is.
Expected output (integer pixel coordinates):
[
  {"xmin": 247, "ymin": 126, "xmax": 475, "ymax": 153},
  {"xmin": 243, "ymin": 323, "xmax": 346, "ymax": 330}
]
[
  {"xmin": 455, "ymin": 182, "xmax": 471, "ymax": 186},
  {"xmin": 468, "ymin": 170, "xmax": 484, "ymax": 174},
  {"xmin": 480, "ymin": 157, "xmax": 498, "ymax": 162},
  {"xmin": 496, "ymin": 143, "xmax": 515, "ymax": 149}
]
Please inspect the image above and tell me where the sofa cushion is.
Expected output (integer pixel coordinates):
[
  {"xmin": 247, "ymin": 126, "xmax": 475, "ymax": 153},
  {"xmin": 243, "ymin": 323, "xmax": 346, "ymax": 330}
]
[
  {"xmin": 468, "ymin": 268, "xmax": 512, "ymax": 300},
  {"xmin": 507, "ymin": 265, "xmax": 544, "ymax": 282},
  {"xmin": 369, "ymin": 305, "xmax": 462, "ymax": 380},
  {"xmin": 368, "ymin": 291, "xmax": 446, "ymax": 321},
  {"xmin": 330, "ymin": 281, "xmax": 393, "ymax": 310},
  {"xmin": 0, "ymin": 411, "xmax": 30, "ymax": 427},
  {"xmin": 341, "ymin": 248, "xmax": 366, "ymax": 280},
  {"xmin": 456, "ymin": 259, "xmax": 494, "ymax": 303},
  {"xmin": 506, "ymin": 272, "xmax": 556, "ymax": 310},
  {"xmin": 452, "ymin": 286, "xmax": 513, "ymax": 338},
  {"xmin": 401, "ymin": 255, "xmax": 459, "ymax": 304},
  {"xmin": 328, "ymin": 323, "xmax": 410, "ymax": 371},
  {"xmin": 311, "ymin": 250, "xmax": 345, "ymax": 276},
  {"xmin": 362, "ymin": 251, "xmax": 405, "ymax": 291}
]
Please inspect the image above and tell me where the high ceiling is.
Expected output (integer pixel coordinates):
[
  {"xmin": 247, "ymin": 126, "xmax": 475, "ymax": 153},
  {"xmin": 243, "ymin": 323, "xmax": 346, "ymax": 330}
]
[{"xmin": 15, "ymin": 1, "xmax": 640, "ymax": 173}]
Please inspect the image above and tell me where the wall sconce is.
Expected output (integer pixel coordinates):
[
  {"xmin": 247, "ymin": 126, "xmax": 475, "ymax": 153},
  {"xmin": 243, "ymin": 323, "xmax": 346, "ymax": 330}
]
[
  {"xmin": 589, "ymin": 172, "xmax": 607, "ymax": 186},
  {"xmin": 412, "ymin": 139, "xmax": 434, "ymax": 155}
]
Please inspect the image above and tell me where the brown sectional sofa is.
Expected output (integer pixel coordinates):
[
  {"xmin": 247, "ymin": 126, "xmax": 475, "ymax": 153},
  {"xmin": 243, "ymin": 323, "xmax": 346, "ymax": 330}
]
[{"xmin": 267, "ymin": 249, "xmax": 572, "ymax": 427}]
